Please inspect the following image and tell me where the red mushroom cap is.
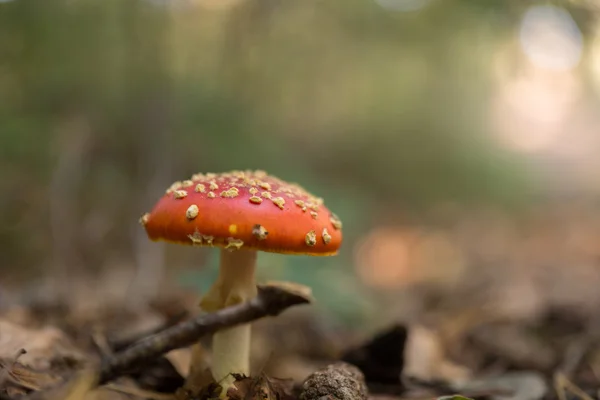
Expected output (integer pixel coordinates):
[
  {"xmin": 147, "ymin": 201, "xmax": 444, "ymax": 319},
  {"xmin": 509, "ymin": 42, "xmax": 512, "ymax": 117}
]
[{"xmin": 140, "ymin": 170, "xmax": 343, "ymax": 255}]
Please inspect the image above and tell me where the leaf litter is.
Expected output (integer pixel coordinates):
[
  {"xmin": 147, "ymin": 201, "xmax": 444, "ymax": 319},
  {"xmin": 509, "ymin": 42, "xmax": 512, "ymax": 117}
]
[{"xmin": 1, "ymin": 277, "xmax": 600, "ymax": 400}]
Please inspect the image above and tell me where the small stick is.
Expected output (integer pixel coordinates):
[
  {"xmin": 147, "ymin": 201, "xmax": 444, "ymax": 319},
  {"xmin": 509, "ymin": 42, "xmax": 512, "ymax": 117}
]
[
  {"xmin": 554, "ymin": 371, "xmax": 595, "ymax": 400},
  {"xmin": 108, "ymin": 309, "xmax": 189, "ymax": 352},
  {"xmin": 99, "ymin": 282, "xmax": 312, "ymax": 385}
]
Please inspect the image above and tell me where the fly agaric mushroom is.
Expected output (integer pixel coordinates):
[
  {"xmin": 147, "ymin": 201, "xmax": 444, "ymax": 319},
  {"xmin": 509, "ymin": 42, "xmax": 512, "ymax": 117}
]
[{"xmin": 140, "ymin": 170, "xmax": 343, "ymax": 392}]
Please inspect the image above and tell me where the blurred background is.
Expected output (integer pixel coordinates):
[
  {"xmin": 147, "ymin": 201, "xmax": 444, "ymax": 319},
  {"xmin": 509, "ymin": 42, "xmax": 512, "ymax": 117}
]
[{"xmin": 2, "ymin": 0, "xmax": 600, "ymax": 340}]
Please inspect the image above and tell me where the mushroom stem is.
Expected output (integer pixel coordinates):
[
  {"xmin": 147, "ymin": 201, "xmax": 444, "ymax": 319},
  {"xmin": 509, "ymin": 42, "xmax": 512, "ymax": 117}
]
[{"xmin": 199, "ymin": 248, "xmax": 258, "ymax": 393}]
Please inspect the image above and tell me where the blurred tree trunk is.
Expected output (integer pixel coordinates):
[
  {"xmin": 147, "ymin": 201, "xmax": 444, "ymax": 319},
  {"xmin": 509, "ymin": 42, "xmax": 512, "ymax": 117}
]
[
  {"xmin": 129, "ymin": 105, "xmax": 171, "ymax": 308},
  {"xmin": 123, "ymin": 0, "xmax": 174, "ymax": 308},
  {"xmin": 219, "ymin": 0, "xmax": 281, "ymax": 98},
  {"xmin": 49, "ymin": 114, "xmax": 92, "ymax": 303}
]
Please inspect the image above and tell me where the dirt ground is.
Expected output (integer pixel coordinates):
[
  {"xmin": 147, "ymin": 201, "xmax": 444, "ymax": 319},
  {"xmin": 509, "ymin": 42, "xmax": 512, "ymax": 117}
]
[{"xmin": 1, "ymin": 264, "xmax": 600, "ymax": 400}]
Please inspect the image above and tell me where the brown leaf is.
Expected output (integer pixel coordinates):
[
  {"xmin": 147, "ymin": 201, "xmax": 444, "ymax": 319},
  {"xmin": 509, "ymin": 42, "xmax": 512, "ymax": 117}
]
[
  {"xmin": 403, "ymin": 324, "xmax": 471, "ymax": 386},
  {"xmin": 177, "ymin": 369, "xmax": 222, "ymax": 400},
  {"xmin": 165, "ymin": 348, "xmax": 192, "ymax": 379},
  {"xmin": 0, "ymin": 350, "xmax": 63, "ymax": 398},
  {"xmin": 183, "ymin": 343, "xmax": 212, "ymax": 392},
  {"xmin": 5, "ymin": 385, "xmax": 27, "ymax": 398},
  {"xmin": 6, "ymin": 362, "xmax": 62, "ymax": 391},
  {"xmin": 17, "ymin": 370, "xmax": 97, "ymax": 400},
  {"xmin": 53, "ymin": 371, "xmax": 97, "ymax": 400},
  {"xmin": 0, "ymin": 320, "xmax": 88, "ymax": 399},
  {"xmin": 102, "ymin": 382, "xmax": 176, "ymax": 400},
  {"xmin": 176, "ymin": 380, "xmax": 222, "ymax": 400},
  {"xmin": 227, "ymin": 373, "xmax": 295, "ymax": 400},
  {"xmin": 263, "ymin": 376, "xmax": 295, "ymax": 400},
  {"xmin": 0, "ymin": 320, "xmax": 87, "ymax": 371}
]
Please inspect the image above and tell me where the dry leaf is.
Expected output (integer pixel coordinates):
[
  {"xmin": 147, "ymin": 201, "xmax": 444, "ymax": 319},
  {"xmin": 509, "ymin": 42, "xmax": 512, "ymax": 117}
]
[
  {"xmin": 103, "ymin": 382, "xmax": 176, "ymax": 400},
  {"xmin": 458, "ymin": 371, "xmax": 547, "ymax": 400},
  {"xmin": 5, "ymin": 385, "xmax": 27, "ymax": 398},
  {"xmin": 56, "ymin": 371, "xmax": 97, "ymax": 400},
  {"xmin": 165, "ymin": 348, "xmax": 192, "ymax": 379},
  {"xmin": 0, "ymin": 320, "xmax": 86, "ymax": 370},
  {"xmin": 0, "ymin": 350, "xmax": 63, "ymax": 398},
  {"xmin": 177, "ymin": 365, "xmax": 222, "ymax": 400},
  {"xmin": 177, "ymin": 380, "xmax": 222, "ymax": 400},
  {"xmin": 227, "ymin": 373, "xmax": 295, "ymax": 400},
  {"xmin": 21, "ymin": 370, "xmax": 97, "ymax": 400},
  {"xmin": 81, "ymin": 387, "xmax": 132, "ymax": 400},
  {"xmin": 403, "ymin": 324, "xmax": 471, "ymax": 386},
  {"xmin": 181, "ymin": 343, "xmax": 219, "ymax": 400},
  {"xmin": 6, "ymin": 361, "xmax": 62, "ymax": 391}
]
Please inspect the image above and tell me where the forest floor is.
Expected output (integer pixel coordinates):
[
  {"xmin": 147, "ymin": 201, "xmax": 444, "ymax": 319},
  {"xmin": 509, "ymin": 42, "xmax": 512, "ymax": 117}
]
[{"xmin": 0, "ymin": 276, "xmax": 598, "ymax": 400}]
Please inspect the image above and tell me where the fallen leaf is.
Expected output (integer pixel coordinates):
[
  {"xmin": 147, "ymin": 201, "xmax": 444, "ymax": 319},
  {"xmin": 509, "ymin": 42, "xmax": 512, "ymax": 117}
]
[
  {"xmin": 227, "ymin": 373, "xmax": 295, "ymax": 400},
  {"xmin": 456, "ymin": 372, "xmax": 547, "ymax": 400},
  {"xmin": 57, "ymin": 370, "xmax": 97, "ymax": 400},
  {"xmin": 20, "ymin": 370, "xmax": 97, "ymax": 400},
  {"xmin": 178, "ymin": 380, "xmax": 222, "ymax": 400},
  {"xmin": 403, "ymin": 325, "xmax": 471, "ymax": 386},
  {"xmin": 0, "ymin": 349, "xmax": 26, "ymax": 387},
  {"xmin": 184, "ymin": 343, "xmax": 212, "ymax": 392},
  {"xmin": 103, "ymin": 382, "xmax": 176, "ymax": 400},
  {"xmin": 6, "ymin": 361, "xmax": 62, "ymax": 391},
  {"xmin": 177, "ymin": 369, "xmax": 221, "ymax": 400},
  {"xmin": 437, "ymin": 396, "xmax": 475, "ymax": 400},
  {"xmin": 165, "ymin": 348, "xmax": 191, "ymax": 379},
  {"xmin": 0, "ymin": 320, "xmax": 87, "ymax": 371},
  {"xmin": 81, "ymin": 387, "xmax": 132, "ymax": 400}
]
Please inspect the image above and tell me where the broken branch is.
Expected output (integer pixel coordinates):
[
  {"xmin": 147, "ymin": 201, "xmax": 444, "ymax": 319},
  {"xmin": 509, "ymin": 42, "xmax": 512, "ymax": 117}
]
[{"xmin": 99, "ymin": 282, "xmax": 312, "ymax": 385}]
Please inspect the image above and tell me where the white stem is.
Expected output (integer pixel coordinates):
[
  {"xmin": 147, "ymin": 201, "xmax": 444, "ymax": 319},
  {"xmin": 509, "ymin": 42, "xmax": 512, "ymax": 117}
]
[
  {"xmin": 212, "ymin": 321, "xmax": 251, "ymax": 384},
  {"xmin": 202, "ymin": 249, "xmax": 257, "ymax": 389}
]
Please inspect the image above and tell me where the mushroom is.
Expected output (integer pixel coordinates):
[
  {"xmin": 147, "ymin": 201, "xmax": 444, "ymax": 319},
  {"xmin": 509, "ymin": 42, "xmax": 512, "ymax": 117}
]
[{"xmin": 140, "ymin": 170, "xmax": 343, "ymax": 393}]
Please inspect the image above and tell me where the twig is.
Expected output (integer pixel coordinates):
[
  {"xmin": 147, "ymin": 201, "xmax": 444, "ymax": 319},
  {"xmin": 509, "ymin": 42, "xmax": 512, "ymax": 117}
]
[
  {"xmin": 554, "ymin": 371, "xmax": 595, "ymax": 400},
  {"xmin": 91, "ymin": 327, "xmax": 114, "ymax": 358},
  {"xmin": 108, "ymin": 309, "xmax": 189, "ymax": 352},
  {"xmin": 558, "ymin": 335, "xmax": 592, "ymax": 378},
  {"xmin": 99, "ymin": 282, "xmax": 312, "ymax": 385}
]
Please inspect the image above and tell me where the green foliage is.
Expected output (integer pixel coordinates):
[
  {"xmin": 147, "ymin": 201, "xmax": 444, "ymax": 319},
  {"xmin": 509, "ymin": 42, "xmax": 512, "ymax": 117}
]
[
  {"xmin": 0, "ymin": 0, "xmax": 555, "ymax": 279},
  {"xmin": 437, "ymin": 395, "xmax": 475, "ymax": 400}
]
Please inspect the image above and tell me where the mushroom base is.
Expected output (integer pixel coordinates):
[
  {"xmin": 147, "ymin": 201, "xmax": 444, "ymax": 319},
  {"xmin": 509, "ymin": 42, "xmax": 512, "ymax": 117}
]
[{"xmin": 196, "ymin": 248, "xmax": 258, "ymax": 396}]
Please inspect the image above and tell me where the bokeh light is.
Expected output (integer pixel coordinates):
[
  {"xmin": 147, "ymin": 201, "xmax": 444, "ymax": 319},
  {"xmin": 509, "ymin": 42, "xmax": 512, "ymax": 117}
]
[
  {"xmin": 354, "ymin": 227, "xmax": 415, "ymax": 289},
  {"xmin": 519, "ymin": 5, "xmax": 583, "ymax": 71},
  {"xmin": 490, "ymin": 60, "xmax": 582, "ymax": 153},
  {"xmin": 590, "ymin": 23, "xmax": 600, "ymax": 94},
  {"xmin": 489, "ymin": 5, "xmax": 586, "ymax": 155}
]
